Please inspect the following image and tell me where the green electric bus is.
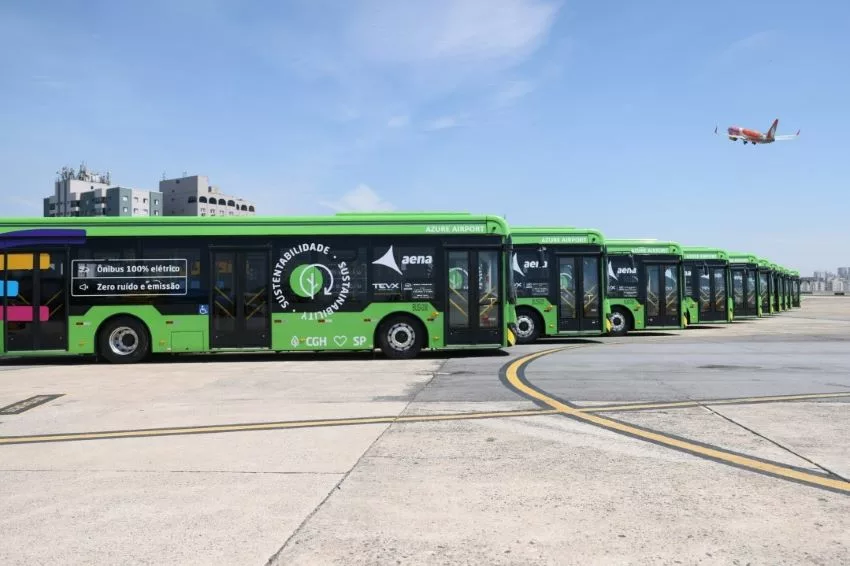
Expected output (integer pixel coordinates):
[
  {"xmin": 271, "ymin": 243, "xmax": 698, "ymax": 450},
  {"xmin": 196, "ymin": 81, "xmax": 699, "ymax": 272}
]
[
  {"xmin": 729, "ymin": 253, "xmax": 761, "ymax": 318},
  {"xmin": 757, "ymin": 258, "xmax": 774, "ymax": 316},
  {"xmin": 510, "ymin": 227, "xmax": 610, "ymax": 343},
  {"xmin": 791, "ymin": 270, "xmax": 801, "ymax": 307},
  {"xmin": 0, "ymin": 213, "xmax": 517, "ymax": 363},
  {"xmin": 783, "ymin": 267, "xmax": 796, "ymax": 310},
  {"xmin": 769, "ymin": 262, "xmax": 783, "ymax": 313},
  {"xmin": 605, "ymin": 239, "xmax": 685, "ymax": 335},
  {"xmin": 682, "ymin": 247, "xmax": 733, "ymax": 324},
  {"xmin": 777, "ymin": 266, "xmax": 789, "ymax": 311}
]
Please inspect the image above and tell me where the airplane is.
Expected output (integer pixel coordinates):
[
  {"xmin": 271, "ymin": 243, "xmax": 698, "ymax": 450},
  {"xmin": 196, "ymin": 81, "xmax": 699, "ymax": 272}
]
[{"xmin": 714, "ymin": 118, "xmax": 800, "ymax": 145}]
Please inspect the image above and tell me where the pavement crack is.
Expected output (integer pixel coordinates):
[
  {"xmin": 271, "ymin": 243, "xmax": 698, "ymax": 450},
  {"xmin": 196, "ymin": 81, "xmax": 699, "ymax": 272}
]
[
  {"xmin": 701, "ymin": 405, "xmax": 850, "ymax": 482},
  {"xmin": 264, "ymin": 359, "xmax": 444, "ymax": 566}
]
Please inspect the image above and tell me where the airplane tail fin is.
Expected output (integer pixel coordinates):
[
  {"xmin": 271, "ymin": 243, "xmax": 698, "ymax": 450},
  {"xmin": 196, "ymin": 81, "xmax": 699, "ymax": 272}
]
[{"xmin": 766, "ymin": 119, "xmax": 779, "ymax": 140}]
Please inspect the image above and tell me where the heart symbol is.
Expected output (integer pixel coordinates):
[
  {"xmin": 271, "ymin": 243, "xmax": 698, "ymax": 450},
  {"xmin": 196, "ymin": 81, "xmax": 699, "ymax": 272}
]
[{"xmin": 333, "ymin": 336, "xmax": 347, "ymax": 346}]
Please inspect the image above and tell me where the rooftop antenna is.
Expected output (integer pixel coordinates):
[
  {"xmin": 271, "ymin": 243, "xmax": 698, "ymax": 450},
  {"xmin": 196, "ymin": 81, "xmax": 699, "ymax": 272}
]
[{"xmin": 161, "ymin": 171, "xmax": 166, "ymax": 181}]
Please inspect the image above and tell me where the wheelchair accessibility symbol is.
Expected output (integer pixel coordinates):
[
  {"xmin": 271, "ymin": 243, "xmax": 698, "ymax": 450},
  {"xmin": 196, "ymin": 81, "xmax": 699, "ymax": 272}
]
[{"xmin": 198, "ymin": 305, "xmax": 210, "ymax": 315}]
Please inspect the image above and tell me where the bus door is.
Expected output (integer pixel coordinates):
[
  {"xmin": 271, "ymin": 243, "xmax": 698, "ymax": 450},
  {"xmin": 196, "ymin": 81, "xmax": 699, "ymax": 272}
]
[
  {"xmin": 759, "ymin": 271, "xmax": 770, "ymax": 314},
  {"xmin": 643, "ymin": 261, "xmax": 680, "ymax": 327},
  {"xmin": 445, "ymin": 248, "xmax": 503, "ymax": 345},
  {"xmin": 555, "ymin": 254, "xmax": 601, "ymax": 332},
  {"xmin": 745, "ymin": 269, "xmax": 757, "ymax": 315},
  {"xmin": 210, "ymin": 249, "xmax": 271, "ymax": 349},
  {"xmin": 1, "ymin": 250, "xmax": 68, "ymax": 352},
  {"xmin": 732, "ymin": 267, "xmax": 757, "ymax": 317},
  {"xmin": 695, "ymin": 263, "xmax": 728, "ymax": 322}
]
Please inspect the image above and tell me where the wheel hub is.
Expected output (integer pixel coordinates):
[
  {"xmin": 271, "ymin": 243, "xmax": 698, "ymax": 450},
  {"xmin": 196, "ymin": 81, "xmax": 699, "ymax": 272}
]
[
  {"xmin": 388, "ymin": 323, "xmax": 415, "ymax": 351},
  {"xmin": 108, "ymin": 327, "xmax": 139, "ymax": 356},
  {"xmin": 516, "ymin": 315, "xmax": 535, "ymax": 339},
  {"xmin": 611, "ymin": 313, "xmax": 625, "ymax": 332}
]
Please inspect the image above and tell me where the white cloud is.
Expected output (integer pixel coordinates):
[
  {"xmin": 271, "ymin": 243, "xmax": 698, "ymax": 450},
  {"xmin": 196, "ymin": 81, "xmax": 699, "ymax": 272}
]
[
  {"xmin": 350, "ymin": 0, "xmax": 560, "ymax": 68},
  {"xmin": 387, "ymin": 115, "xmax": 410, "ymax": 128},
  {"xmin": 424, "ymin": 116, "xmax": 459, "ymax": 131},
  {"xmin": 492, "ymin": 79, "xmax": 536, "ymax": 107},
  {"xmin": 721, "ymin": 30, "xmax": 777, "ymax": 59},
  {"xmin": 703, "ymin": 30, "xmax": 778, "ymax": 74},
  {"xmin": 320, "ymin": 184, "xmax": 395, "ymax": 212}
]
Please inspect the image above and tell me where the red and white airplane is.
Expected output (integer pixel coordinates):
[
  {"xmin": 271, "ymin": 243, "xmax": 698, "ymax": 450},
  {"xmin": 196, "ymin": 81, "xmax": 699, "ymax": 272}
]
[{"xmin": 715, "ymin": 118, "xmax": 800, "ymax": 145}]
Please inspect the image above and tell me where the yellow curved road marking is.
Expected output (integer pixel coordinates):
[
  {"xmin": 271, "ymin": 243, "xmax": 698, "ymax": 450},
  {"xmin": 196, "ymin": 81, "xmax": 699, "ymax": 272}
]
[{"xmin": 504, "ymin": 348, "xmax": 850, "ymax": 495}]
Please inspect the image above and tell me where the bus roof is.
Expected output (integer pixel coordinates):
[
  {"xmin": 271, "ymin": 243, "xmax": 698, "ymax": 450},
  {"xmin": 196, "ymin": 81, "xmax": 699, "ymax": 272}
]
[
  {"xmin": 605, "ymin": 239, "xmax": 683, "ymax": 256},
  {"xmin": 728, "ymin": 252, "xmax": 759, "ymax": 264},
  {"xmin": 509, "ymin": 226, "xmax": 604, "ymax": 245},
  {"xmin": 0, "ymin": 213, "xmax": 511, "ymax": 239},
  {"xmin": 682, "ymin": 247, "xmax": 729, "ymax": 261}
]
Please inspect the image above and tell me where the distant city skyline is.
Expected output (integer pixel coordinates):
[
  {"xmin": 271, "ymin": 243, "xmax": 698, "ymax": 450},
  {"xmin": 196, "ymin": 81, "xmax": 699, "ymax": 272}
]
[{"xmin": 42, "ymin": 163, "xmax": 255, "ymax": 218}]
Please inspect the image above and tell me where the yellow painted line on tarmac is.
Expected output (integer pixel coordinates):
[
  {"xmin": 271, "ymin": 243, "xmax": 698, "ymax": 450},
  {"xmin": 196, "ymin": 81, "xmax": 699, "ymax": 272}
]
[
  {"xmin": 504, "ymin": 348, "xmax": 850, "ymax": 495},
  {"xmin": 0, "ymin": 408, "xmax": 559, "ymax": 446}
]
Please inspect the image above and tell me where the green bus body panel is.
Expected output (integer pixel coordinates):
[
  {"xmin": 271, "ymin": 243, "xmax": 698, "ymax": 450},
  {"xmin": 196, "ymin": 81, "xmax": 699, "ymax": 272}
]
[
  {"xmin": 2, "ymin": 301, "xmax": 503, "ymax": 358},
  {"xmin": 606, "ymin": 298, "xmax": 649, "ymax": 330},
  {"xmin": 682, "ymin": 247, "xmax": 730, "ymax": 262},
  {"xmin": 514, "ymin": 298, "xmax": 613, "ymax": 336},
  {"xmin": 67, "ymin": 307, "xmax": 208, "ymax": 354},
  {"xmin": 0, "ymin": 213, "xmax": 509, "ymax": 237},
  {"xmin": 510, "ymin": 227, "xmax": 605, "ymax": 246},
  {"xmin": 605, "ymin": 239, "xmax": 684, "ymax": 256}
]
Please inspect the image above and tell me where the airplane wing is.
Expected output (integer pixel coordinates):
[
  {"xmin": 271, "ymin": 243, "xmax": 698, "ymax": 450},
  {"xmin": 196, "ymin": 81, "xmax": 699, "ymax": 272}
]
[{"xmin": 773, "ymin": 130, "xmax": 800, "ymax": 141}]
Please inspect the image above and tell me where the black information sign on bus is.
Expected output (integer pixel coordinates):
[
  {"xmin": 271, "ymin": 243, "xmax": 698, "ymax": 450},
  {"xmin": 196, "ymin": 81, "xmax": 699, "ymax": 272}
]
[{"xmin": 71, "ymin": 259, "xmax": 188, "ymax": 297}]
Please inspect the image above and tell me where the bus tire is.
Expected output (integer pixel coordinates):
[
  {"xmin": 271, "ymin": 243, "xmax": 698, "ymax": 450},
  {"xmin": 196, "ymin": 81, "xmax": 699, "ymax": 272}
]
[
  {"xmin": 609, "ymin": 308, "xmax": 631, "ymax": 337},
  {"xmin": 97, "ymin": 316, "xmax": 151, "ymax": 364},
  {"xmin": 377, "ymin": 315, "xmax": 425, "ymax": 359},
  {"xmin": 514, "ymin": 307, "xmax": 542, "ymax": 344}
]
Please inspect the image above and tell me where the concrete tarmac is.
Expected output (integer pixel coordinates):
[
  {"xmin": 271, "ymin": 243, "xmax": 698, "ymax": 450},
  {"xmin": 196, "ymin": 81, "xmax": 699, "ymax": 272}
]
[{"xmin": 1, "ymin": 296, "xmax": 849, "ymax": 565}]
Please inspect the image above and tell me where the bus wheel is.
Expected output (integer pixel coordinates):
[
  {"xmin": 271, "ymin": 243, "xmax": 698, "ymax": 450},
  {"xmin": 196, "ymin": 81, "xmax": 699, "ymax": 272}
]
[
  {"xmin": 378, "ymin": 315, "xmax": 425, "ymax": 359},
  {"xmin": 515, "ymin": 308, "xmax": 542, "ymax": 344},
  {"xmin": 98, "ymin": 317, "xmax": 151, "ymax": 364},
  {"xmin": 609, "ymin": 308, "xmax": 631, "ymax": 337}
]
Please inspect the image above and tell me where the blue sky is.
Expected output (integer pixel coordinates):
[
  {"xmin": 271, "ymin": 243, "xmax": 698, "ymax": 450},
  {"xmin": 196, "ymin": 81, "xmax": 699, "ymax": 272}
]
[{"xmin": 1, "ymin": 0, "xmax": 848, "ymax": 274}]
